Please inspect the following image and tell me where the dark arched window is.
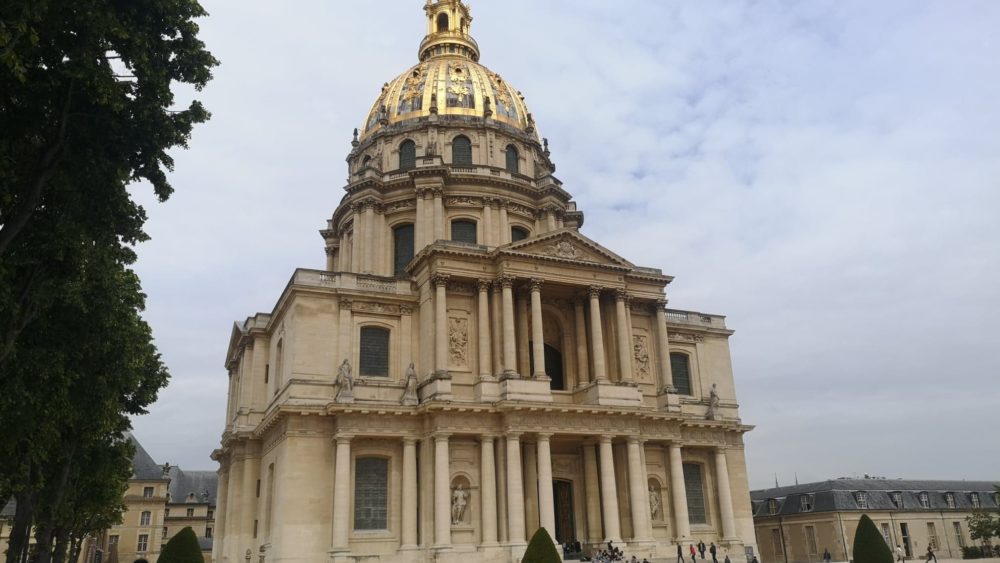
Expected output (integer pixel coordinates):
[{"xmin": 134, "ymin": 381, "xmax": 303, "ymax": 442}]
[
  {"xmin": 452, "ymin": 135, "xmax": 472, "ymax": 165},
  {"xmin": 399, "ymin": 140, "xmax": 416, "ymax": 170},
  {"xmin": 393, "ymin": 224, "xmax": 415, "ymax": 277},
  {"xmin": 362, "ymin": 155, "xmax": 372, "ymax": 168},
  {"xmin": 505, "ymin": 145, "xmax": 519, "ymax": 173},
  {"xmin": 511, "ymin": 226, "xmax": 529, "ymax": 242},
  {"xmin": 359, "ymin": 327, "xmax": 390, "ymax": 377},
  {"xmin": 544, "ymin": 344, "xmax": 564, "ymax": 390},
  {"xmin": 436, "ymin": 13, "xmax": 449, "ymax": 32},
  {"xmin": 670, "ymin": 352, "xmax": 691, "ymax": 395},
  {"xmin": 451, "ymin": 220, "xmax": 477, "ymax": 244}
]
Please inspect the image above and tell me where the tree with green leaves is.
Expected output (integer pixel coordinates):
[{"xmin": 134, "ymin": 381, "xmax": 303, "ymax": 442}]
[
  {"xmin": 157, "ymin": 527, "xmax": 205, "ymax": 563},
  {"xmin": 522, "ymin": 527, "xmax": 561, "ymax": 563},
  {"xmin": 853, "ymin": 514, "xmax": 893, "ymax": 563},
  {"xmin": 967, "ymin": 488, "xmax": 1000, "ymax": 549},
  {"xmin": 0, "ymin": 0, "xmax": 217, "ymax": 363}
]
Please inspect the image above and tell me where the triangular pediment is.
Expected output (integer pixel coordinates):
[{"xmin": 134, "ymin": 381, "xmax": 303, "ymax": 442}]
[{"xmin": 498, "ymin": 228, "xmax": 635, "ymax": 269}]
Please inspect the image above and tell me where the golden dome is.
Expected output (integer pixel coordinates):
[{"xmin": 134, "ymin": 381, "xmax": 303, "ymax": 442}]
[{"xmin": 359, "ymin": 1, "xmax": 536, "ymax": 140}]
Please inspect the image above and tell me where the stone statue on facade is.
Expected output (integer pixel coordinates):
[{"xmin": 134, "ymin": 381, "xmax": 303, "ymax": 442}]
[
  {"xmin": 401, "ymin": 362, "xmax": 419, "ymax": 406},
  {"xmin": 649, "ymin": 485, "xmax": 661, "ymax": 520},
  {"xmin": 451, "ymin": 484, "xmax": 468, "ymax": 524},
  {"xmin": 335, "ymin": 359, "xmax": 354, "ymax": 403},
  {"xmin": 705, "ymin": 383, "xmax": 720, "ymax": 420}
]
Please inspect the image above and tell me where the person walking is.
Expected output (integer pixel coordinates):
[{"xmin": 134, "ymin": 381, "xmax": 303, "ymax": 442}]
[
  {"xmin": 896, "ymin": 545, "xmax": 904, "ymax": 562},
  {"xmin": 677, "ymin": 544, "xmax": 685, "ymax": 563},
  {"xmin": 710, "ymin": 543, "xmax": 718, "ymax": 563},
  {"xmin": 724, "ymin": 553, "xmax": 731, "ymax": 563},
  {"xmin": 690, "ymin": 544, "xmax": 697, "ymax": 563},
  {"xmin": 823, "ymin": 548, "xmax": 831, "ymax": 563},
  {"xmin": 925, "ymin": 545, "xmax": 937, "ymax": 563},
  {"xmin": 698, "ymin": 541, "xmax": 707, "ymax": 560}
]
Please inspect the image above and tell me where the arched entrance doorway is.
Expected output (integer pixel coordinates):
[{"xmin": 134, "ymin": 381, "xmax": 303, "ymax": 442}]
[{"xmin": 553, "ymin": 479, "xmax": 576, "ymax": 544}]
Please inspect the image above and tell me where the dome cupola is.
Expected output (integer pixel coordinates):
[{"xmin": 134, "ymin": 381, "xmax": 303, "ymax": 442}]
[{"xmin": 359, "ymin": 0, "xmax": 537, "ymax": 141}]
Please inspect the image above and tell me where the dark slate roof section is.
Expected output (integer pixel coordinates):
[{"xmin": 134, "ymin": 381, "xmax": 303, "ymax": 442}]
[
  {"xmin": 1, "ymin": 499, "xmax": 15, "ymax": 518},
  {"xmin": 751, "ymin": 479, "xmax": 999, "ymax": 517},
  {"xmin": 129, "ymin": 433, "xmax": 166, "ymax": 481},
  {"xmin": 167, "ymin": 467, "xmax": 219, "ymax": 506}
]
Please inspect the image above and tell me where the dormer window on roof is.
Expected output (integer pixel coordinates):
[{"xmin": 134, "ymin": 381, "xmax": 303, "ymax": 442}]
[
  {"xmin": 970, "ymin": 493, "xmax": 981, "ymax": 508},
  {"xmin": 800, "ymin": 495, "xmax": 814, "ymax": 512},
  {"xmin": 855, "ymin": 491, "xmax": 868, "ymax": 509},
  {"xmin": 891, "ymin": 491, "xmax": 903, "ymax": 508},
  {"xmin": 919, "ymin": 492, "xmax": 930, "ymax": 508},
  {"xmin": 945, "ymin": 492, "xmax": 956, "ymax": 509},
  {"xmin": 768, "ymin": 499, "xmax": 780, "ymax": 515}
]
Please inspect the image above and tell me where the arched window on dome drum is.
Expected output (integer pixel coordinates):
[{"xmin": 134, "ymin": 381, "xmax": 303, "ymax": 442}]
[
  {"xmin": 436, "ymin": 13, "xmax": 449, "ymax": 33},
  {"xmin": 362, "ymin": 155, "xmax": 372, "ymax": 168},
  {"xmin": 511, "ymin": 226, "xmax": 529, "ymax": 242},
  {"xmin": 451, "ymin": 219, "xmax": 477, "ymax": 244},
  {"xmin": 505, "ymin": 145, "xmax": 519, "ymax": 174},
  {"xmin": 359, "ymin": 327, "xmax": 390, "ymax": 377},
  {"xmin": 452, "ymin": 135, "xmax": 472, "ymax": 165},
  {"xmin": 399, "ymin": 140, "xmax": 416, "ymax": 170},
  {"xmin": 670, "ymin": 352, "xmax": 692, "ymax": 395},
  {"xmin": 392, "ymin": 224, "xmax": 414, "ymax": 277}
]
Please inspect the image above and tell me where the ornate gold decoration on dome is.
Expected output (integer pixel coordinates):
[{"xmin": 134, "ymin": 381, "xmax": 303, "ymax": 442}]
[
  {"xmin": 488, "ymin": 71, "xmax": 511, "ymax": 106},
  {"xmin": 401, "ymin": 67, "xmax": 424, "ymax": 102}
]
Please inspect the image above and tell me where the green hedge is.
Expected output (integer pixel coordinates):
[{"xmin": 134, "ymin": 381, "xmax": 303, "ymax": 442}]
[
  {"xmin": 853, "ymin": 515, "xmax": 893, "ymax": 563},
  {"xmin": 962, "ymin": 545, "xmax": 1000, "ymax": 559},
  {"xmin": 157, "ymin": 527, "xmax": 204, "ymax": 563},
  {"xmin": 523, "ymin": 527, "xmax": 561, "ymax": 563}
]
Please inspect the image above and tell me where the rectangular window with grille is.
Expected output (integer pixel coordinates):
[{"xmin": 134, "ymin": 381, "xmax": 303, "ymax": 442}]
[
  {"xmin": 805, "ymin": 525, "xmax": 818, "ymax": 555},
  {"xmin": 355, "ymin": 457, "xmax": 389, "ymax": 530},
  {"xmin": 855, "ymin": 492, "xmax": 868, "ymax": 509},
  {"xmin": 109, "ymin": 536, "xmax": 119, "ymax": 546},
  {"xmin": 882, "ymin": 523, "xmax": 892, "ymax": 546},
  {"xmin": 143, "ymin": 487, "xmax": 154, "ymax": 498},
  {"xmin": 927, "ymin": 522, "xmax": 937, "ymax": 549},
  {"xmin": 919, "ymin": 492, "xmax": 930, "ymax": 508},
  {"xmin": 946, "ymin": 493, "xmax": 956, "ymax": 508},
  {"xmin": 359, "ymin": 327, "xmax": 390, "ymax": 377},
  {"xmin": 800, "ymin": 495, "xmax": 813, "ymax": 511},
  {"xmin": 393, "ymin": 224, "xmax": 415, "ymax": 277},
  {"xmin": 137, "ymin": 534, "xmax": 148, "ymax": 552},
  {"xmin": 670, "ymin": 353, "xmax": 692, "ymax": 395},
  {"xmin": 971, "ymin": 493, "xmax": 980, "ymax": 508},
  {"xmin": 771, "ymin": 529, "xmax": 783, "ymax": 556},
  {"xmin": 450, "ymin": 220, "xmax": 477, "ymax": 244},
  {"xmin": 140, "ymin": 511, "xmax": 151, "ymax": 526},
  {"xmin": 953, "ymin": 522, "xmax": 965, "ymax": 548},
  {"xmin": 892, "ymin": 492, "xmax": 903, "ymax": 508},
  {"xmin": 186, "ymin": 508, "xmax": 194, "ymax": 517},
  {"xmin": 682, "ymin": 463, "xmax": 706, "ymax": 524}
]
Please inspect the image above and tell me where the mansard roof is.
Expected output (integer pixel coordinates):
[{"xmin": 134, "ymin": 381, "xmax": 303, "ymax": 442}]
[
  {"xmin": 167, "ymin": 467, "xmax": 218, "ymax": 506},
  {"xmin": 751, "ymin": 479, "xmax": 999, "ymax": 516}
]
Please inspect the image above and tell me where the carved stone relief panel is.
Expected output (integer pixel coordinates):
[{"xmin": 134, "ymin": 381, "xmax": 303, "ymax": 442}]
[
  {"xmin": 448, "ymin": 317, "xmax": 469, "ymax": 368},
  {"xmin": 632, "ymin": 333, "xmax": 652, "ymax": 382}
]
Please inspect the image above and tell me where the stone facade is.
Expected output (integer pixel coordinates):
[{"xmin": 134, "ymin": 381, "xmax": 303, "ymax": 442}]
[
  {"xmin": 212, "ymin": 3, "xmax": 757, "ymax": 563},
  {"xmin": 751, "ymin": 479, "xmax": 1000, "ymax": 563}
]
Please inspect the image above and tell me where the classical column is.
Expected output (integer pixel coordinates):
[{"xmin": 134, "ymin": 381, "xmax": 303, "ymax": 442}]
[
  {"xmin": 499, "ymin": 201, "xmax": 510, "ymax": 244},
  {"xmin": 434, "ymin": 433, "xmax": 452, "ymax": 548},
  {"xmin": 529, "ymin": 279, "xmax": 546, "ymax": 378},
  {"xmin": 415, "ymin": 190, "xmax": 426, "ymax": 248},
  {"xmin": 401, "ymin": 438, "xmax": 419, "ymax": 549},
  {"xmin": 351, "ymin": 203, "xmax": 362, "ymax": 272},
  {"xmin": 574, "ymin": 297, "xmax": 590, "ymax": 386},
  {"xmin": 500, "ymin": 276, "xmax": 517, "ymax": 374},
  {"xmin": 433, "ymin": 274, "xmax": 449, "ymax": 375},
  {"xmin": 491, "ymin": 282, "xmax": 503, "ymax": 375},
  {"xmin": 424, "ymin": 190, "xmax": 435, "ymax": 245},
  {"xmin": 480, "ymin": 436, "xmax": 499, "ymax": 545},
  {"xmin": 582, "ymin": 444, "xmax": 603, "ymax": 542},
  {"xmin": 433, "ymin": 189, "xmax": 445, "ymax": 242},
  {"xmin": 615, "ymin": 289, "xmax": 633, "ymax": 383},
  {"xmin": 496, "ymin": 437, "xmax": 508, "ymax": 543},
  {"xmin": 627, "ymin": 437, "xmax": 653, "ymax": 541},
  {"xmin": 363, "ymin": 201, "xmax": 375, "ymax": 273},
  {"xmin": 332, "ymin": 435, "xmax": 352, "ymax": 551},
  {"xmin": 483, "ymin": 198, "xmax": 495, "ymax": 246},
  {"xmin": 536, "ymin": 434, "xmax": 556, "ymax": 535},
  {"xmin": 477, "ymin": 280, "xmax": 492, "ymax": 380},
  {"xmin": 546, "ymin": 208, "xmax": 557, "ymax": 232},
  {"xmin": 588, "ymin": 287, "xmax": 608, "ymax": 382},
  {"xmin": 506, "ymin": 433, "xmax": 526, "ymax": 544},
  {"xmin": 668, "ymin": 443, "xmax": 691, "ymax": 540},
  {"xmin": 516, "ymin": 290, "xmax": 530, "ymax": 378},
  {"xmin": 715, "ymin": 448, "xmax": 737, "ymax": 540},
  {"xmin": 654, "ymin": 300, "xmax": 675, "ymax": 392},
  {"xmin": 598, "ymin": 436, "xmax": 622, "ymax": 542},
  {"xmin": 523, "ymin": 442, "xmax": 538, "ymax": 532}
]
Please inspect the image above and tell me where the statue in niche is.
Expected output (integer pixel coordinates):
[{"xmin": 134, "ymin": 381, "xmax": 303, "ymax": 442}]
[
  {"xmin": 705, "ymin": 383, "xmax": 720, "ymax": 420},
  {"xmin": 401, "ymin": 362, "xmax": 418, "ymax": 406},
  {"xmin": 649, "ymin": 485, "xmax": 661, "ymax": 520},
  {"xmin": 335, "ymin": 359, "xmax": 354, "ymax": 403},
  {"xmin": 451, "ymin": 484, "xmax": 469, "ymax": 524}
]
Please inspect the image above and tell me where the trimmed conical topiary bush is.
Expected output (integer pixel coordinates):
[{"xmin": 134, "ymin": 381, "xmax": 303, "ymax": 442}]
[
  {"xmin": 523, "ymin": 527, "xmax": 561, "ymax": 563},
  {"xmin": 853, "ymin": 514, "xmax": 893, "ymax": 563},
  {"xmin": 157, "ymin": 527, "xmax": 204, "ymax": 563}
]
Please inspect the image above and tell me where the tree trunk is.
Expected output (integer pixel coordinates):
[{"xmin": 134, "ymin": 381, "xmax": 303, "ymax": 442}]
[
  {"xmin": 5, "ymin": 488, "xmax": 36, "ymax": 563},
  {"xmin": 52, "ymin": 528, "xmax": 70, "ymax": 563},
  {"xmin": 36, "ymin": 448, "xmax": 77, "ymax": 563},
  {"xmin": 35, "ymin": 524, "xmax": 55, "ymax": 563},
  {"xmin": 69, "ymin": 534, "xmax": 84, "ymax": 563}
]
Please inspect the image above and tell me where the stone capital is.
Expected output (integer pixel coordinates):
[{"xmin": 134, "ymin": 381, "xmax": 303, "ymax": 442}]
[
  {"xmin": 431, "ymin": 273, "xmax": 450, "ymax": 287},
  {"xmin": 496, "ymin": 274, "xmax": 515, "ymax": 289},
  {"xmin": 477, "ymin": 279, "xmax": 492, "ymax": 292},
  {"xmin": 588, "ymin": 285, "xmax": 604, "ymax": 299},
  {"xmin": 529, "ymin": 278, "xmax": 544, "ymax": 292}
]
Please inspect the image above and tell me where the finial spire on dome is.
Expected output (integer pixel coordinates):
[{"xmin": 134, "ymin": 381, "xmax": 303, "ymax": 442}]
[{"xmin": 419, "ymin": 0, "xmax": 479, "ymax": 62}]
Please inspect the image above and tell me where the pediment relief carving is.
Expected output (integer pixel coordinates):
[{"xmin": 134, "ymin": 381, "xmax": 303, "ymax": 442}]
[{"xmin": 504, "ymin": 231, "xmax": 633, "ymax": 268}]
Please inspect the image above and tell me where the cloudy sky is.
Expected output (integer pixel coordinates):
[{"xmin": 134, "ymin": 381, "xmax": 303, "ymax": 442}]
[{"xmin": 129, "ymin": 1, "xmax": 1000, "ymax": 490}]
